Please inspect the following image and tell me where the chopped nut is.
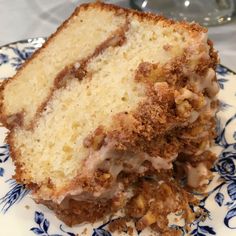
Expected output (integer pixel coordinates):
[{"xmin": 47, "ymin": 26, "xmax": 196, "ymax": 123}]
[
  {"xmin": 192, "ymin": 94, "xmax": 206, "ymax": 110},
  {"xmin": 137, "ymin": 210, "xmax": 157, "ymax": 230},
  {"xmin": 199, "ymin": 140, "xmax": 209, "ymax": 151},
  {"xmin": 83, "ymin": 126, "xmax": 106, "ymax": 150},
  {"xmin": 175, "ymin": 88, "xmax": 198, "ymax": 104},
  {"xmin": 101, "ymin": 173, "xmax": 111, "ymax": 180},
  {"xmin": 135, "ymin": 194, "xmax": 146, "ymax": 210},
  {"xmin": 92, "ymin": 132, "xmax": 106, "ymax": 150},
  {"xmin": 176, "ymin": 100, "xmax": 192, "ymax": 118}
]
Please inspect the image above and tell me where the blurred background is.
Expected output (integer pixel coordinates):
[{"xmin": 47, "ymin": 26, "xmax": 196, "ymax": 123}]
[{"xmin": 0, "ymin": 0, "xmax": 235, "ymax": 70}]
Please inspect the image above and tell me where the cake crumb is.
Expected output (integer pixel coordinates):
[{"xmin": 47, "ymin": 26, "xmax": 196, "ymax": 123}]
[
  {"xmin": 109, "ymin": 218, "xmax": 129, "ymax": 233},
  {"xmin": 81, "ymin": 227, "xmax": 87, "ymax": 235},
  {"xmin": 127, "ymin": 226, "xmax": 134, "ymax": 236}
]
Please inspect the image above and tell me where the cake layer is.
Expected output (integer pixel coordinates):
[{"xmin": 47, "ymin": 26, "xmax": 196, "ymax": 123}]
[
  {"xmin": 8, "ymin": 3, "xmax": 218, "ymax": 202},
  {"xmin": 0, "ymin": 3, "xmax": 126, "ymax": 128},
  {"xmin": 0, "ymin": 2, "xmax": 219, "ymax": 234}
]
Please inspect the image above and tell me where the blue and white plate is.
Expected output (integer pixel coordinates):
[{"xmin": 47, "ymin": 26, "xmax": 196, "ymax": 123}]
[{"xmin": 0, "ymin": 38, "xmax": 236, "ymax": 236}]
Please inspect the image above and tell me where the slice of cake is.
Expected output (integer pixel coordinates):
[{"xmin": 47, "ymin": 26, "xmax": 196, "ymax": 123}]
[{"xmin": 0, "ymin": 2, "xmax": 219, "ymax": 234}]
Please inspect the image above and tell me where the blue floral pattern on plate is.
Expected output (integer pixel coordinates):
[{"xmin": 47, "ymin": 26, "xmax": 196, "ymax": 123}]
[
  {"xmin": 0, "ymin": 53, "xmax": 9, "ymax": 66},
  {"xmin": 0, "ymin": 179, "xmax": 30, "ymax": 213},
  {"xmin": 0, "ymin": 38, "xmax": 236, "ymax": 236},
  {"xmin": 0, "ymin": 145, "xmax": 10, "ymax": 178},
  {"xmin": 0, "ymin": 167, "xmax": 4, "ymax": 177},
  {"xmin": 30, "ymin": 211, "xmax": 77, "ymax": 236}
]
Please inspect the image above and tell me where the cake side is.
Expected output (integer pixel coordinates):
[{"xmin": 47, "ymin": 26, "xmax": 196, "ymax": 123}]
[
  {"xmin": 6, "ymin": 6, "xmax": 219, "ymax": 202},
  {"xmin": 1, "ymin": 2, "xmax": 219, "ymax": 234}
]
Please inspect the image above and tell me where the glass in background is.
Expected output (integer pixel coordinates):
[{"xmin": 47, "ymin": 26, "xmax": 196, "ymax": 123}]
[{"xmin": 131, "ymin": 0, "xmax": 235, "ymax": 26}]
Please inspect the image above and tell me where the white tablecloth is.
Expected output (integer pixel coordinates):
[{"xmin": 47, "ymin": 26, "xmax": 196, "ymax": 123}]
[{"xmin": 0, "ymin": 0, "xmax": 235, "ymax": 70}]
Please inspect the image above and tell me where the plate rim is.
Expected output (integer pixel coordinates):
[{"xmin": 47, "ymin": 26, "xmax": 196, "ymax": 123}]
[{"xmin": 0, "ymin": 37, "xmax": 46, "ymax": 49}]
